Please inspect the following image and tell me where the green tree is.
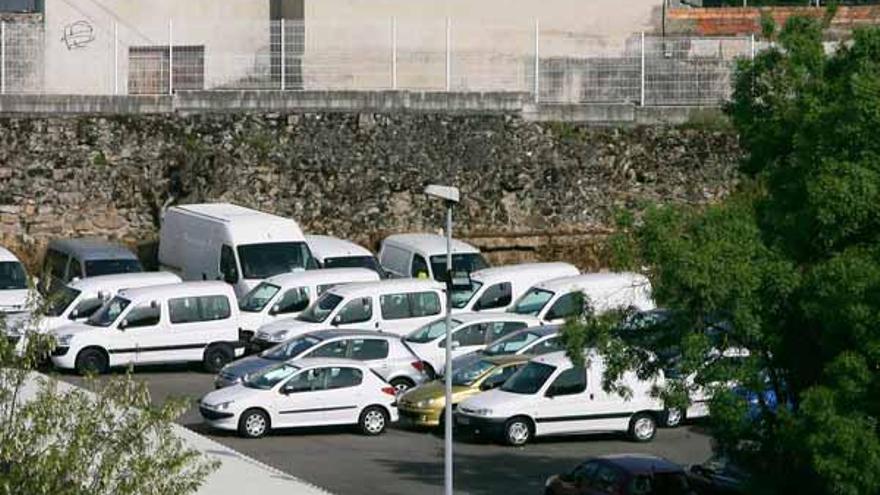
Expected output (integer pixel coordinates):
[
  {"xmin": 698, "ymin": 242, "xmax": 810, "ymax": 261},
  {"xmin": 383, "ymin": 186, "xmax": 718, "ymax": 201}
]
[
  {"xmin": 563, "ymin": 16, "xmax": 880, "ymax": 495},
  {"xmin": 0, "ymin": 291, "xmax": 217, "ymax": 495}
]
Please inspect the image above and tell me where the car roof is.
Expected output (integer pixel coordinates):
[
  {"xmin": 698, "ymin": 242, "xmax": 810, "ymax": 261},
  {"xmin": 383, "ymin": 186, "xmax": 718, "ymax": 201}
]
[
  {"xmin": 533, "ymin": 272, "xmax": 650, "ymax": 292},
  {"xmin": 265, "ymin": 268, "xmax": 379, "ymax": 287},
  {"xmin": 47, "ymin": 238, "xmax": 138, "ymax": 261},
  {"xmin": 118, "ymin": 281, "xmax": 234, "ymax": 300},
  {"xmin": 530, "ymin": 350, "xmax": 577, "ymax": 367},
  {"xmin": 328, "ymin": 278, "xmax": 444, "ymax": 297},
  {"xmin": 484, "ymin": 354, "xmax": 531, "ymax": 366},
  {"xmin": 511, "ymin": 324, "xmax": 560, "ymax": 338},
  {"xmin": 592, "ymin": 454, "xmax": 684, "ymax": 474},
  {"xmin": 306, "ymin": 235, "xmax": 373, "ymax": 259},
  {"xmin": 383, "ymin": 233, "xmax": 480, "ymax": 256},
  {"xmin": 170, "ymin": 203, "xmax": 305, "ymax": 243},
  {"xmin": 448, "ymin": 312, "xmax": 541, "ymax": 325},
  {"xmin": 293, "ymin": 357, "xmax": 372, "ymax": 369},
  {"xmin": 307, "ymin": 328, "xmax": 395, "ymax": 340},
  {"xmin": 469, "ymin": 263, "xmax": 579, "ymax": 283},
  {"xmin": 0, "ymin": 246, "xmax": 21, "ymax": 263},
  {"xmin": 68, "ymin": 272, "xmax": 181, "ymax": 292}
]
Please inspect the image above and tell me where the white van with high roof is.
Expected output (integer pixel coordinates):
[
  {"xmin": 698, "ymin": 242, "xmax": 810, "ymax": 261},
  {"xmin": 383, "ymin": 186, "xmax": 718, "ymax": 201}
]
[
  {"xmin": 0, "ymin": 246, "xmax": 29, "ymax": 316},
  {"xmin": 379, "ymin": 234, "xmax": 488, "ymax": 282},
  {"xmin": 450, "ymin": 262, "xmax": 580, "ymax": 313},
  {"xmin": 237, "ymin": 268, "xmax": 380, "ymax": 341},
  {"xmin": 510, "ymin": 273, "xmax": 654, "ymax": 324},
  {"xmin": 306, "ymin": 235, "xmax": 384, "ymax": 277},
  {"xmin": 159, "ymin": 203, "xmax": 316, "ymax": 299},
  {"xmin": 50, "ymin": 281, "xmax": 244, "ymax": 375},
  {"xmin": 251, "ymin": 279, "xmax": 445, "ymax": 348}
]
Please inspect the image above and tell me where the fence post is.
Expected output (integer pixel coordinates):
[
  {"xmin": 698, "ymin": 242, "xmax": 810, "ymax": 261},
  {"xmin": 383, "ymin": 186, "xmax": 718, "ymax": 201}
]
[
  {"xmin": 113, "ymin": 22, "xmax": 118, "ymax": 95},
  {"xmin": 750, "ymin": 33, "xmax": 755, "ymax": 60},
  {"xmin": 281, "ymin": 18, "xmax": 286, "ymax": 91},
  {"xmin": 168, "ymin": 19, "xmax": 173, "ymax": 95},
  {"xmin": 1, "ymin": 21, "xmax": 5, "ymax": 95},
  {"xmin": 640, "ymin": 31, "xmax": 646, "ymax": 107},
  {"xmin": 533, "ymin": 19, "xmax": 540, "ymax": 103},
  {"xmin": 391, "ymin": 16, "xmax": 397, "ymax": 90},
  {"xmin": 445, "ymin": 17, "xmax": 451, "ymax": 91}
]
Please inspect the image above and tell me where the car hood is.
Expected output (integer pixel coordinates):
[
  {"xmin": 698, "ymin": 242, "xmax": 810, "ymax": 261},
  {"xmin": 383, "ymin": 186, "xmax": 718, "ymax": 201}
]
[
  {"xmin": 400, "ymin": 380, "xmax": 472, "ymax": 404},
  {"xmin": 256, "ymin": 317, "xmax": 320, "ymax": 334},
  {"xmin": 50, "ymin": 322, "xmax": 101, "ymax": 338},
  {"xmin": 239, "ymin": 310, "xmax": 269, "ymax": 331},
  {"xmin": 458, "ymin": 388, "xmax": 524, "ymax": 412},
  {"xmin": 201, "ymin": 383, "xmax": 256, "ymax": 407},
  {"xmin": 220, "ymin": 355, "xmax": 279, "ymax": 379},
  {"xmin": 0, "ymin": 289, "xmax": 29, "ymax": 313}
]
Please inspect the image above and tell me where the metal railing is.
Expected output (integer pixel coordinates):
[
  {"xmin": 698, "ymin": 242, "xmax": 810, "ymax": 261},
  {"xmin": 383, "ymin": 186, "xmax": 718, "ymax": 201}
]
[{"xmin": 0, "ymin": 18, "xmax": 755, "ymax": 105}]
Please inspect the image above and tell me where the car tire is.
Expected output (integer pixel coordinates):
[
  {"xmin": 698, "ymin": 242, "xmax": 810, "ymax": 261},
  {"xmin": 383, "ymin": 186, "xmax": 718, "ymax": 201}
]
[
  {"xmin": 203, "ymin": 344, "xmax": 234, "ymax": 373},
  {"xmin": 238, "ymin": 408, "xmax": 270, "ymax": 439},
  {"xmin": 663, "ymin": 408, "xmax": 685, "ymax": 428},
  {"xmin": 359, "ymin": 406, "xmax": 389, "ymax": 436},
  {"xmin": 629, "ymin": 412, "xmax": 657, "ymax": 442},
  {"xmin": 503, "ymin": 417, "xmax": 533, "ymax": 446},
  {"xmin": 390, "ymin": 377, "xmax": 415, "ymax": 394},
  {"xmin": 75, "ymin": 348, "xmax": 108, "ymax": 375}
]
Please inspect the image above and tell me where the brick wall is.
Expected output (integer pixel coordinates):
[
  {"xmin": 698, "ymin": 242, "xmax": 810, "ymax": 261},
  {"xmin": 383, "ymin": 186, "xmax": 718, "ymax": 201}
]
[{"xmin": 667, "ymin": 6, "xmax": 880, "ymax": 37}]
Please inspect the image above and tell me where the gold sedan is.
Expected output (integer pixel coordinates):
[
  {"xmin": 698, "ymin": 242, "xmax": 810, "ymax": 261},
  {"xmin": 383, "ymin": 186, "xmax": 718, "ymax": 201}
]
[{"xmin": 397, "ymin": 355, "xmax": 529, "ymax": 428}]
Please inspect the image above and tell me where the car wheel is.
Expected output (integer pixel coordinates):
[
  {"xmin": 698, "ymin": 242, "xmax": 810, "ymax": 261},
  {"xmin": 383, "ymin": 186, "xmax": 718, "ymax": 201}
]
[
  {"xmin": 238, "ymin": 409, "xmax": 270, "ymax": 439},
  {"xmin": 203, "ymin": 344, "xmax": 234, "ymax": 373},
  {"xmin": 504, "ymin": 417, "xmax": 532, "ymax": 446},
  {"xmin": 629, "ymin": 413, "xmax": 657, "ymax": 442},
  {"xmin": 75, "ymin": 348, "xmax": 108, "ymax": 375},
  {"xmin": 359, "ymin": 406, "xmax": 389, "ymax": 436},
  {"xmin": 663, "ymin": 408, "xmax": 685, "ymax": 428},
  {"xmin": 390, "ymin": 377, "xmax": 414, "ymax": 394}
]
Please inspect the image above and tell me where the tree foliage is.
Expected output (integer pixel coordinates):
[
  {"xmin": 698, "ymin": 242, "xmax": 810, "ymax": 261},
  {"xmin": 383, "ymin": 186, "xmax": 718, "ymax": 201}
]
[{"xmin": 564, "ymin": 16, "xmax": 880, "ymax": 495}]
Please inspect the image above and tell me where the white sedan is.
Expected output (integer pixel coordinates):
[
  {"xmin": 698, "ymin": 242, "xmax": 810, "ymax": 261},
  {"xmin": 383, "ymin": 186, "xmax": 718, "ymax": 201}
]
[{"xmin": 199, "ymin": 358, "xmax": 398, "ymax": 438}]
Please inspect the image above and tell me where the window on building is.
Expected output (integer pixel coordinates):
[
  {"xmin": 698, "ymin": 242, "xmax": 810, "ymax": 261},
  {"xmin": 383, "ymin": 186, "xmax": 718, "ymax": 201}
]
[{"xmin": 128, "ymin": 45, "xmax": 204, "ymax": 95}]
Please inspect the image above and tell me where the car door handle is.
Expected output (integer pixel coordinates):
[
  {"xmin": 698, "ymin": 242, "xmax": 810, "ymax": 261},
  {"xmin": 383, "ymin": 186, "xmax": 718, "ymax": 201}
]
[{"xmin": 589, "ymin": 393, "xmax": 594, "ymax": 400}]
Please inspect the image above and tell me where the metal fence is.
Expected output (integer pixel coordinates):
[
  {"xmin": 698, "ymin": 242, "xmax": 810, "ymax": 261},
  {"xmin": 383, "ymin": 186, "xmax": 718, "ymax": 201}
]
[{"xmin": 0, "ymin": 18, "xmax": 756, "ymax": 105}]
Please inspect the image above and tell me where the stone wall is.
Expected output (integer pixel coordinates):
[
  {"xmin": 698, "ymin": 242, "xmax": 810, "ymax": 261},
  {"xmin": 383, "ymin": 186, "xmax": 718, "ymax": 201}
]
[{"xmin": 0, "ymin": 113, "xmax": 741, "ymax": 271}]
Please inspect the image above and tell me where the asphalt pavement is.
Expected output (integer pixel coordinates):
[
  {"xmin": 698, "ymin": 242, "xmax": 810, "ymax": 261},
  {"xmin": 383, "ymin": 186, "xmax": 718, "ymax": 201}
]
[{"xmin": 61, "ymin": 364, "xmax": 714, "ymax": 495}]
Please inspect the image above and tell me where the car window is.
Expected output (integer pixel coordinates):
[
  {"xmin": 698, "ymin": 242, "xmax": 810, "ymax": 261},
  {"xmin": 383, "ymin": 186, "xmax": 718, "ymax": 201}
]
[
  {"xmin": 380, "ymin": 292, "xmax": 441, "ymax": 320},
  {"xmin": 530, "ymin": 336, "xmax": 564, "ymax": 355},
  {"xmin": 283, "ymin": 367, "xmax": 329, "ymax": 393},
  {"xmin": 380, "ymin": 293, "xmax": 410, "ymax": 320},
  {"xmin": 327, "ymin": 367, "xmax": 363, "ymax": 389},
  {"xmin": 239, "ymin": 283, "xmax": 280, "ymax": 313},
  {"xmin": 410, "ymin": 292, "xmax": 441, "ymax": 317},
  {"xmin": 379, "ymin": 245, "xmax": 409, "ymax": 276},
  {"xmin": 336, "ymin": 297, "xmax": 372, "ymax": 324},
  {"xmin": 592, "ymin": 464, "xmax": 623, "ymax": 494},
  {"xmin": 452, "ymin": 323, "xmax": 487, "ymax": 347},
  {"xmin": 571, "ymin": 461, "xmax": 599, "ymax": 484},
  {"xmin": 219, "ymin": 245, "xmax": 239, "ymax": 284},
  {"xmin": 307, "ymin": 340, "xmax": 349, "ymax": 359},
  {"xmin": 547, "ymin": 367, "xmax": 587, "ymax": 396},
  {"xmin": 46, "ymin": 250, "xmax": 69, "ymax": 281},
  {"xmin": 481, "ymin": 364, "xmax": 520, "ymax": 389},
  {"xmin": 349, "ymin": 339, "xmax": 389, "ymax": 360},
  {"xmin": 411, "ymin": 254, "xmax": 429, "ymax": 279},
  {"xmin": 71, "ymin": 297, "xmax": 105, "ymax": 320},
  {"xmin": 84, "ymin": 259, "xmax": 143, "ymax": 277},
  {"xmin": 124, "ymin": 302, "xmax": 161, "ymax": 329},
  {"xmin": 169, "ymin": 295, "xmax": 231, "ymax": 324},
  {"xmin": 484, "ymin": 331, "xmax": 541, "ymax": 356},
  {"xmin": 275, "ymin": 287, "xmax": 310, "ymax": 314},
  {"xmin": 546, "ymin": 293, "xmax": 580, "ymax": 320},
  {"xmin": 487, "ymin": 321, "xmax": 527, "ymax": 342},
  {"xmin": 476, "ymin": 282, "xmax": 512, "ymax": 310}
]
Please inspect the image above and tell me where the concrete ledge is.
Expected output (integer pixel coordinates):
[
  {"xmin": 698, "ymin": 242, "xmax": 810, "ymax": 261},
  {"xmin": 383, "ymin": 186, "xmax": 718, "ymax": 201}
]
[{"xmin": 0, "ymin": 95, "xmax": 172, "ymax": 114}]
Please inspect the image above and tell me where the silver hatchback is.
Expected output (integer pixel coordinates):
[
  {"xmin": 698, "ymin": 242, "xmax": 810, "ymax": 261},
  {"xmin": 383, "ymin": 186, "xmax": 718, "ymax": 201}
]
[{"xmin": 215, "ymin": 328, "xmax": 429, "ymax": 393}]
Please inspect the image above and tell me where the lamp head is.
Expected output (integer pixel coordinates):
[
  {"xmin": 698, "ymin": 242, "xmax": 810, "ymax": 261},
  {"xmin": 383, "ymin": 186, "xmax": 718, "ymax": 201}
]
[{"xmin": 424, "ymin": 185, "xmax": 460, "ymax": 204}]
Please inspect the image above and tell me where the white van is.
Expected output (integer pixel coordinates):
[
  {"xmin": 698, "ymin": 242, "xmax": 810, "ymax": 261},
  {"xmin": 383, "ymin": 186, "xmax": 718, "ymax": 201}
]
[
  {"xmin": 251, "ymin": 279, "xmax": 446, "ymax": 348},
  {"xmin": 510, "ymin": 273, "xmax": 655, "ymax": 323},
  {"xmin": 50, "ymin": 281, "xmax": 244, "ymax": 375},
  {"xmin": 450, "ymin": 263, "xmax": 580, "ymax": 313},
  {"xmin": 379, "ymin": 234, "xmax": 488, "ymax": 282},
  {"xmin": 0, "ymin": 246, "xmax": 29, "ymax": 315},
  {"xmin": 237, "ymin": 268, "xmax": 380, "ymax": 341},
  {"xmin": 158, "ymin": 204, "xmax": 316, "ymax": 299},
  {"xmin": 455, "ymin": 350, "xmax": 666, "ymax": 446},
  {"xmin": 306, "ymin": 235, "xmax": 384, "ymax": 276}
]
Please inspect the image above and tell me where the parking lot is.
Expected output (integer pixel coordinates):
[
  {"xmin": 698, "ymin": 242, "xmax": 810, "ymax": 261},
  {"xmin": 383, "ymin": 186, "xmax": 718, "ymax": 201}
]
[{"xmin": 62, "ymin": 365, "xmax": 713, "ymax": 495}]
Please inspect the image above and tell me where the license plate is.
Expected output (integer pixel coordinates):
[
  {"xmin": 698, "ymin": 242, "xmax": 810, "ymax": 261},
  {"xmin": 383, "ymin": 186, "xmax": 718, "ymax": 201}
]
[{"xmin": 457, "ymin": 416, "xmax": 470, "ymax": 425}]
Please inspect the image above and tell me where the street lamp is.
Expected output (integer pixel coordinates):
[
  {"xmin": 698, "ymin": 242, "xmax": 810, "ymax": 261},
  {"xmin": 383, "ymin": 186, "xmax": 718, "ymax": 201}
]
[{"xmin": 425, "ymin": 184, "xmax": 460, "ymax": 495}]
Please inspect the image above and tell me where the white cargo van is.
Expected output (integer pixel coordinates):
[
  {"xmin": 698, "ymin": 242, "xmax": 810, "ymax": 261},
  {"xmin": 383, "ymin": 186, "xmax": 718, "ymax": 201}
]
[
  {"xmin": 237, "ymin": 268, "xmax": 380, "ymax": 341},
  {"xmin": 251, "ymin": 279, "xmax": 445, "ymax": 348},
  {"xmin": 0, "ymin": 246, "xmax": 29, "ymax": 315},
  {"xmin": 158, "ymin": 204, "xmax": 316, "ymax": 299},
  {"xmin": 450, "ymin": 263, "xmax": 580, "ymax": 313},
  {"xmin": 306, "ymin": 235, "xmax": 384, "ymax": 276},
  {"xmin": 379, "ymin": 234, "xmax": 488, "ymax": 282},
  {"xmin": 50, "ymin": 281, "xmax": 244, "ymax": 375},
  {"xmin": 455, "ymin": 350, "xmax": 666, "ymax": 446},
  {"xmin": 510, "ymin": 273, "xmax": 654, "ymax": 323}
]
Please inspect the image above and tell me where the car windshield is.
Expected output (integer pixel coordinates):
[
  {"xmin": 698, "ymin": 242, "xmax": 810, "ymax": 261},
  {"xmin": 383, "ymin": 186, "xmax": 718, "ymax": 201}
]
[
  {"xmin": 451, "ymin": 359, "xmax": 495, "ymax": 386},
  {"xmin": 239, "ymin": 282, "xmax": 281, "ymax": 312},
  {"xmin": 243, "ymin": 363, "xmax": 300, "ymax": 390},
  {"xmin": 0, "ymin": 261, "xmax": 27, "ymax": 290},
  {"xmin": 296, "ymin": 292, "xmax": 343, "ymax": 323},
  {"xmin": 501, "ymin": 362, "xmax": 555, "ymax": 394},
  {"xmin": 261, "ymin": 335, "xmax": 322, "ymax": 361},
  {"xmin": 86, "ymin": 296, "xmax": 131, "ymax": 327},
  {"xmin": 84, "ymin": 259, "xmax": 143, "ymax": 277},
  {"xmin": 406, "ymin": 318, "xmax": 461, "ymax": 343},
  {"xmin": 484, "ymin": 331, "xmax": 541, "ymax": 356},
  {"xmin": 511, "ymin": 288, "xmax": 555, "ymax": 316},
  {"xmin": 429, "ymin": 253, "xmax": 489, "ymax": 283},
  {"xmin": 629, "ymin": 472, "xmax": 691, "ymax": 495},
  {"xmin": 450, "ymin": 280, "xmax": 483, "ymax": 309},
  {"xmin": 237, "ymin": 242, "xmax": 315, "ymax": 279},
  {"xmin": 323, "ymin": 256, "xmax": 382, "ymax": 275},
  {"xmin": 44, "ymin": 285, "xmax": 80, "ymax": 317}
]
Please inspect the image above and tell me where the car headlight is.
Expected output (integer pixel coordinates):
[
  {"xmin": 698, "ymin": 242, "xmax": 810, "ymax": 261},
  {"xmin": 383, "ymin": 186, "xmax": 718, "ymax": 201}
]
[
  {"xmin": 56, "ymin": 334, "xmax": 74, "ymax": 346},
  {"xmin": 213, "ymin": 400, "xmax": 235, "ymax": 411},
  {"xmin": 416, "ymin": 398, "xmax": 441, "ymax": 408},
  {"xmin": 471, "ymin": 408, "xmax": 493, "ymax": 417},
  {"xmin": 270, "ymin": 330, "xmax": 289, "ymax": 342}
]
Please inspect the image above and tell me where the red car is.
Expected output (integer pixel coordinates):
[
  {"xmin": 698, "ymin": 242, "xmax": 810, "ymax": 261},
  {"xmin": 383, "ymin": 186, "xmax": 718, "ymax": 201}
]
[{"xmin": 545, "ymin": 454, "xmax": 697, "ymax": 495}]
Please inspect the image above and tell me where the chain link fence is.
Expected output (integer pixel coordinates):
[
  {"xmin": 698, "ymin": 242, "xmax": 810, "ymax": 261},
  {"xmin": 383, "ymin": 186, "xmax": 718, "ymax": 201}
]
[{"xmin": 0, "ymin": 17, "xmax": 754, "ymax": 105}]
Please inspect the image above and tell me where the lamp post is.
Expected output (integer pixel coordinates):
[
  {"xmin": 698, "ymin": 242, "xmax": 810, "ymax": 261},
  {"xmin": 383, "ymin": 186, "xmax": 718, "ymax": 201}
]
[{"xmin": 424, "ymin": 184, "xmax": 460, "ymax": 495}]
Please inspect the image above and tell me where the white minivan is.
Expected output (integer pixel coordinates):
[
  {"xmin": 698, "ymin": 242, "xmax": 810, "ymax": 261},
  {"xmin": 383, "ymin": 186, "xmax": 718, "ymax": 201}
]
[
  {"xmin": 50, "ymin": 281, "xmax": 244, "ymax": 375},
  {"xmin": 510, "ymin": 273, "xmax": 655, "ymax": 324},
  {"xmin": 158, "ymin": 203, "xmax": 316, "ymax": 299},
  {"xmin": 379, "ymin": 234, "xmax": 488, "ymax": 282},
  {"xmin": 450, "ymin": 263, "xmax": 580, "ymax": 313},
  {"xmin": 237, "ymin": 268, "xmax": 380, "ymax": 341},
  {"xmin": 0, "ymin": 246, "xmax": 29, "ymax": 315},
  {"xmin": 306, "ymin": 235, "xmax": 384, "ymax": 276},
  {"xmin": 455, "ymin": 350, "xmax": 666, "ymax": 446},
  {"xmin": 251, "ymin": 279, "xmax": 446, "ymax": 348}
]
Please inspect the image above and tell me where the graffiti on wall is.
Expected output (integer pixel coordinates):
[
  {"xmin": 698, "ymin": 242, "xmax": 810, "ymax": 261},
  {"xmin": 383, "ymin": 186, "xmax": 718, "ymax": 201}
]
[{"xmin": 61, "ymin": 20, "xmax": 95, "ymax": 49}]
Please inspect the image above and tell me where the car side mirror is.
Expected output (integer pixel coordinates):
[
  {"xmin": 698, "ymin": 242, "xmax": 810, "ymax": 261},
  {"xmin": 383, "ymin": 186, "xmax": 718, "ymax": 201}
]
[
  {"xmin": 451, "ymin": 341, "xmax": 460, "ymax": 350},
  {"xmin": 280, "ymin": 385, "xmax": 295, "ymax": 395},
  {"xmin": 269, "ymin": 304, "xmax": 281, "ymax": 316},
  {"xmin": 331, "ymin": 315, "xmax": 342, "ymax": 327},
  {"xmin": 69, "ymin": 308, "xmax": 79, "ymax": 320},
  {"xmin": 118, "ymin": 319, "xmax": 129, "ymax": 330},
  {"xmin": 545, "ymin": 388, "xmax": 557, "ymax": 398},
  {"xmin": 480, "ymin": 380, "xmax": 498, "ymax": 391}
]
